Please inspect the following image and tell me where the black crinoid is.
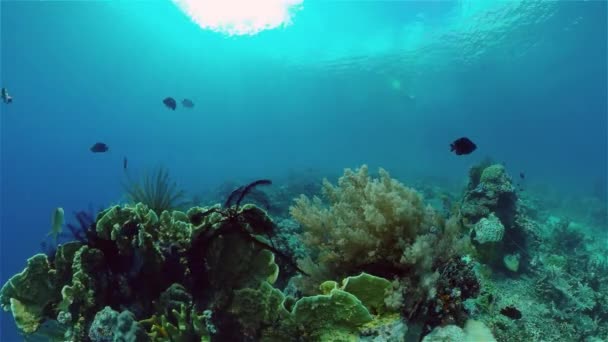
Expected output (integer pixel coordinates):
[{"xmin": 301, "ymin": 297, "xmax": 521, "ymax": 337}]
[
  {"xmin": 186, "ymin": 179, "xmax": 307, "ymax": 297},
  {"xmin": 63, "ymin": 206, "xmax": 100, "ymax": 243}
]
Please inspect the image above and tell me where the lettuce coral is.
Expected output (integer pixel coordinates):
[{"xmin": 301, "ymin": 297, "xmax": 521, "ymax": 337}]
[
  {"xmin": 229, "ymin": 272, "xmax": 399, "ymax": 341},
  {"xmin": 1, "ymin": 200, "xmax": 299, "ymax": 340},
  {"xmin": 0, "ymin": 242, "xmax": 82, "ymax": 337}
]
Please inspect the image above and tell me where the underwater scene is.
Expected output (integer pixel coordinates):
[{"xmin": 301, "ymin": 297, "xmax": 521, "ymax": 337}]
[{"xmin": 1, "ymin": 1, "xmax": 606, "ymax": 341}]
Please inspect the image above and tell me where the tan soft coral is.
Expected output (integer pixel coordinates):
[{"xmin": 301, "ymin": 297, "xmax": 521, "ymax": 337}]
[{"xmin": 290, "ymin": 165, "xmax": 445, "ymax": 285}]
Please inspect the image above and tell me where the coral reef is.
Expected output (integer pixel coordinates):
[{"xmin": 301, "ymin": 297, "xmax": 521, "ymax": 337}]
[
  {"xmin": 290, "ymin": 165, "xmax": 477, "ymax": 335},
  {"xmin": 2, "ymin": 164, "xmax": 606, "ymax": 342},
  {"xmin": 0, "ymin": 197, "xmax": 301, "ymax": 341}
]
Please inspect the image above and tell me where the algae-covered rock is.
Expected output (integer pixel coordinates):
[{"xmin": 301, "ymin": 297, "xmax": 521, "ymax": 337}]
[
  {"xmin": 479, "ymin": 165, "xmax": 515, "ymax": 195},
  {"xmin": 461, "ymin": 164, "xmax": 517, "ymax": 226}
]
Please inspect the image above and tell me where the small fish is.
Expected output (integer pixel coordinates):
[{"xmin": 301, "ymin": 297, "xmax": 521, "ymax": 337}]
[
  {"xmin": 450, "ymin": 137, "xmax": 477, "ymax": 155},
  {"xmin": 90, "ymin": 142, "xmax": 109, "ymax": 153},
  {"xmin": 181, "ymin": 98, "xmax": 194, "ymax": 108},
  {"xmin": 123, "ymin": 157, "xmax": 128, "ymax": 170},
  {"xmin": 500, "ymin": 306, "xmax": 522, "ymax": 320},
  {"xmin": 48, "ymin": 207, "xmax": 64, "ymax": 244},
  {"xmin": 1, "ymin": 87, "xmax": 12, "ymax": 104},
  {"xmin": 163, "ymin": 97, "xmax": 177, "ymax": 110},
  {"xmin": 519, "ymin": 172, "xmax": 525, "ymax": 179}
]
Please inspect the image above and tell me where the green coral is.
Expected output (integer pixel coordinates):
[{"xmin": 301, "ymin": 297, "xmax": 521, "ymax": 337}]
[
  {"xmin": 159, "ymin": 210, "xmax": 192, "ymax": 247},
  {"xmin": 2, "ymin": 200, "xmax": 347, "ymax": 341},
  {"xmin": 293, "ymin": 288, "xmax": 373, "ymax": 341},
  {"xmin": 0, "ymin": 254, "xmax": 60, "ymax": 333},
  {"xmin": 230, "ymin": 281, "xmax": 290, "ymax": 338},
  {"xmin": 186, "ymin": 205, "xmax": 224, "ymax": 238},
  {"xmin": 95, "ymin": 203, "xmax": 165, "ymax": 275},
  {"xmin": 479, "ymin": 164, "xmax": 515, "ymax": 194},
  {"xmin": 229, "ymin": 272, "xmax": 398, "ymax": 341},
  {"xmin": 148, "ymin": 305, "xmax": 212, "ymax": 342},
  {"xmin": 205, "ymin": 233, "xmax": 280, "ymax": 306},
  {"xmin": 58, "ymin": 246, "xmax": 108, "ymax": 340},
  {"xmin": 96, "ymin": 203, "xmax": 159, "ymax": 242},
  {"xmin": 341, "ymin": 272, "xmax": 394, "ymax": 315},
  {"xmin": 0, "ymin": 242, "xmax": 83, "ymax": 336}
]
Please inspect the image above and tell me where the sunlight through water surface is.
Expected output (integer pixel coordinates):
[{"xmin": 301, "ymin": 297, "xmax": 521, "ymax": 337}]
[{"xmin": 172, "ymin": 0, "xmax": 304, "ymax": 36}]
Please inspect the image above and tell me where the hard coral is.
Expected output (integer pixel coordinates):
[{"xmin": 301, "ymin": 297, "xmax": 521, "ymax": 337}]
[
  {"xmin": 228, "ymin": 272, "xmax": 398, "ymax": 341},
  {"xmin": 1, "ymin": 198, "xmax": 297, "ymax": 341},
  {"xmin": 460, "ymin": 164, "xmax": 517, "ymax": 227}
]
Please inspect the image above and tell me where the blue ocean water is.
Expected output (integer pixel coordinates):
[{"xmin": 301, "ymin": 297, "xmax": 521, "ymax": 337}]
[{"xmin": 0, "ymin": 1, "xmax": 606, "ymax": 340}]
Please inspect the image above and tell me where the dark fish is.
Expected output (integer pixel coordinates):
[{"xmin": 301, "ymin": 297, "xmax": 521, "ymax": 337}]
[
  {"xmin": 123, "ymin": 157, "xmax": 128, "ymax": 170},
  {"xmin": 163, "ymin": 97, "xmax": 177, "ymax": 110},
  {"xmin": 500, "ymin": 306, "xmax": 522, "ymax": 320},
  {"xmin": 450, "ymin": 137, "xmax": 477, "ymax": 155},
  {"xmin": 520, "ymin": 172, "xmax": 525, "ymax": 179},
  {"xmin": 182, "ymin": 99, "xmax": 194, "ymax": 108},
  {"xmin": 90, "ymin": 142, "xmax": 109, "ymax": 153}
]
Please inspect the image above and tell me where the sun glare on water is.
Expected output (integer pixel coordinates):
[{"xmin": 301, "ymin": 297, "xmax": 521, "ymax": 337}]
[{"xmin": 172, "ymin": 0, "xmax": 304, "ymax": 36}]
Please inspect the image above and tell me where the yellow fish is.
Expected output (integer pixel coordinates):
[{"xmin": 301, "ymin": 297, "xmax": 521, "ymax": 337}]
[{"xmin": 48, "ymin": 207, "xmax": 64, "ymax": 244}]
